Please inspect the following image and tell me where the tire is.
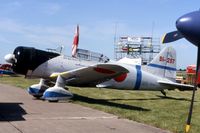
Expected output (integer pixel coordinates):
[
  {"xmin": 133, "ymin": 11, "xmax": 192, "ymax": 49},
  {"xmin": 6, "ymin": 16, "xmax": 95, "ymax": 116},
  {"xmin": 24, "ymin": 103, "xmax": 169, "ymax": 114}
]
[{"xmin": 48, "ymin": 100, "xmax": 59, "ymax": 102}]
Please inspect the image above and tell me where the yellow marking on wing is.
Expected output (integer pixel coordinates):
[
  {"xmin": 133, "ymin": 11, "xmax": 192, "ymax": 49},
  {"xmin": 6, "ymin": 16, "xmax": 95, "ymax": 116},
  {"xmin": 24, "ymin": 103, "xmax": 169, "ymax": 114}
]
[
  {"xmin": 50, "ymin": 73, "xmax": 60, "ymax": 78},
  {"xmin": 50, "ymin": 72, "xmax": 69, "ymax": 78}
]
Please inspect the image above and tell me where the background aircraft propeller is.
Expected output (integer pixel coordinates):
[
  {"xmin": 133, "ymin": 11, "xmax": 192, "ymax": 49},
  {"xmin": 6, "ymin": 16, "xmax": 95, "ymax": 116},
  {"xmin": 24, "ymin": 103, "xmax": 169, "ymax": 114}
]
[
  {"xmin": 162, "ymin": 10, "xmax": 200, "ymax": 133},
  {"xmin": 162, "ymin": 31, "xmax": 183, "ymax": 44}
]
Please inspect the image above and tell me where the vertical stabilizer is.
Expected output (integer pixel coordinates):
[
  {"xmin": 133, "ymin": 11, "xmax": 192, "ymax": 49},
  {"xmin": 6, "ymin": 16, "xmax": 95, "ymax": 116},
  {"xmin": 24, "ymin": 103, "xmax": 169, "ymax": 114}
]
[
  {"xmin": 146, "ymin": 46, "xmax": 176, "ymax": 81},
  {"xmin": 72, "ymin": 25, "xmax": 79, "ymax": 57}
]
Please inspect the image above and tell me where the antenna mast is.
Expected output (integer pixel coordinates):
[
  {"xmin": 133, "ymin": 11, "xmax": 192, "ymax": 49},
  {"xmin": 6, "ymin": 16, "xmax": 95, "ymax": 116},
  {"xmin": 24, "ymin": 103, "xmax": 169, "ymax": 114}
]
[{"xmin": 114, "ymin": 22, "xmax": 118, "ymax": 60}]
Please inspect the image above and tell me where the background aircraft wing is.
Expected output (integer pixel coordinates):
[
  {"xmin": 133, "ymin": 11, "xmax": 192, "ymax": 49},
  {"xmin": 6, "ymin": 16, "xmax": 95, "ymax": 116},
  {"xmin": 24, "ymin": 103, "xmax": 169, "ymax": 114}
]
[
  {"xmin": 158, "ymin": 80, "xmax": 194, "ymax": 91},
  {"xmin": 50, "ymin": 63, "xmax": 129, "ymax": 86}
]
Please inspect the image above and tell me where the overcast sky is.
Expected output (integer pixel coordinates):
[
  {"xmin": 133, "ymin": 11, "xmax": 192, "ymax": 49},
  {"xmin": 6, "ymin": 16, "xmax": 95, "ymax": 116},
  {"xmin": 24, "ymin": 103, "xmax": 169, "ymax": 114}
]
[{"xmin": 0, "ymin": 0, "xmax": 199, "ymax": 68}]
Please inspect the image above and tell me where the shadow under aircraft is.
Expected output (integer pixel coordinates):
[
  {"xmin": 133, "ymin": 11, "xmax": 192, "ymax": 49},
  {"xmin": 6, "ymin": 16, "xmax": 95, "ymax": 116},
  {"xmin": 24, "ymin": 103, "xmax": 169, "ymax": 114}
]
[
  {"xmin": 72, "ymin": 94, "xmax": 150, "ymax": 112},
  {"xmin": 0, "ymin": 102, "xmax": 26, "ymax": 121}
]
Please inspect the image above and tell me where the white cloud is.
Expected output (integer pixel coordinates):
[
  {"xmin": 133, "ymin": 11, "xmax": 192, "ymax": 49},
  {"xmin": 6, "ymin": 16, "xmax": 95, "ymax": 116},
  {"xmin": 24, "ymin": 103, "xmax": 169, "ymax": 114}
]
[
  {"xmin": 0, "ymin": 18, "xmax": 132, "ymax": 49},
  {"xmin": 0, "ymin": 18, "xmax": 25, "ymax": 34},
  {"xmin": 79, "ymin": 21, "xmax": 131, "ymax": 41},
  {"xmin": 0, "ymin": 1, "xmax": 22, "ymax": 12},
  {"xmin": 10, "ymin": 1, "xmax": 22, "ymax": 7},
  {"xmin": 0, "ymin": 35, "xmax": 12, "ymax": 44},
  {"xmin": 138, "ymin": 0, "xmax": 172, "ymax": 3},
  {"xmin": 42, "ymin": 3, "xmax": 62, "ymax": 15},
  {"xmin": 0, "ymin": 17, "xmax": 132, "ymax": 60},
  {"xmin": 0, "ymin": 18, "xmax": 74, "ymax": 49}
]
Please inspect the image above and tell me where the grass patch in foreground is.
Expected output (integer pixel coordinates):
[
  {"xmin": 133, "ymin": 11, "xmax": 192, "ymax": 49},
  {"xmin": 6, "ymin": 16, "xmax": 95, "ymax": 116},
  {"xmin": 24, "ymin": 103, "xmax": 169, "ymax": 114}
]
[
  {"xmin": 70, "ymin": 87, "xmax": 200, "ymax": 133},
  {"xmin": 0, "ymin": 76, "xmax": 199, "ymax": 133},
  {"xmin": 0, "ymin": 75, "xmax": 39, "ymax": 88}
]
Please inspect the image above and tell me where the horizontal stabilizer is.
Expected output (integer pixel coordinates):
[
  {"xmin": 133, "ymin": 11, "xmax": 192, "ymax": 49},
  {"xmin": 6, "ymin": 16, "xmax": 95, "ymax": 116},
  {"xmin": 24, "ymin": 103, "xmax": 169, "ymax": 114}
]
[
  {"xmin": 158, "ymin": 80, "xmax": 194, "ymax": 91},
  {"xmin": 162, "ymin": 31, "xmax": 183, "ymax": 44}
]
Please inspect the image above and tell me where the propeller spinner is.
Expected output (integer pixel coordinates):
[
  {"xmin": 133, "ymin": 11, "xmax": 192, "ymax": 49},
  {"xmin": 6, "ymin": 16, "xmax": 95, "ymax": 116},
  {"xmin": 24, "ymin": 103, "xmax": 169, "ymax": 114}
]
[
  {"xmin": 4, "ymin": 54, "xmax": 17, "ymax": 64},
  {"xmin": 162, "ymin": 10, "xmax": 200, "ymax": 133},
  {"xmin": 176, "ymin": 11, "xmax": 200, "ymax": 46}
]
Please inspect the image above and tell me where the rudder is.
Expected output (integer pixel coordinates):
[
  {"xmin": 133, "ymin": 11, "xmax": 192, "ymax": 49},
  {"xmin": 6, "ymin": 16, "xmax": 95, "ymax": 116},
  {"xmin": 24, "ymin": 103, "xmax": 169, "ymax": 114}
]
[{"xmin": 146, "ymin": 46, "xmax": 176, "ymax": 81}]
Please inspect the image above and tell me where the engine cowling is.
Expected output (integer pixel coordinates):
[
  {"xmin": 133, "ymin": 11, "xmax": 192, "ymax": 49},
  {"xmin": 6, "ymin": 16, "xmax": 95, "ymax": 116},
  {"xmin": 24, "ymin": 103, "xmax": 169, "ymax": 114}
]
[{"xmin": 7, "ymin": 46, "xmax": 60, "ymax": 76}]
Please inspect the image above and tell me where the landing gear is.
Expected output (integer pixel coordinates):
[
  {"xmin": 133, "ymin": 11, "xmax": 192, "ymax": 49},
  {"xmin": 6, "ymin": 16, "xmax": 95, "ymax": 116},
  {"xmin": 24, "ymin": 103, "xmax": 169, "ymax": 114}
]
[
  {"xmin": 43, "ymin": 75, "xmax": 73, "ymax": 102},
  {"xmin": 48, "ymin": 99, "xmax": 59, "ymax": 102},
  {"xmin": 43, "ymin": 86, "xmax": 73, "ymax": 102},
  {"xmin": 28, "ymin": 78, "xmax": 49, "ymax": 98},
  {"xmin": 160, "ymin": 90, "xmax": 166, "ymax": 96},
  {"xmin": 33, "ymin": 95, "xmax": 42, "ymax": 99},
  {"xmin": 28, "ymin": 76, "xmax": 73, "ymax": 102}
]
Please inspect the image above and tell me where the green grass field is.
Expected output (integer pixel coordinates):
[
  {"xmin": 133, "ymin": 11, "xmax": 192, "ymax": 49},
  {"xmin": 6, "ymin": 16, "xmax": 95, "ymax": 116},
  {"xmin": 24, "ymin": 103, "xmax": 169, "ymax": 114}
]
[{"xmin": 0, "ymin": 75, "xmax": 199, "ymax": 133}]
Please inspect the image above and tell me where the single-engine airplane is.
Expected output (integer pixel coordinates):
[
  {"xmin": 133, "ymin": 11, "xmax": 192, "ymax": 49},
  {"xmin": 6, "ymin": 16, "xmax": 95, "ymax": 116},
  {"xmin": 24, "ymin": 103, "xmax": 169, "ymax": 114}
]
[
  {"xmin": 5, "ymin": 45, "xmax": 194, "ymax": 100},
  {"xmin": 4, "ymin": 25, "xmax": 194, "ymax": 103},
  {"xmin": 162, "ymin": 10, "xmax": 200, "ymax": 133}
]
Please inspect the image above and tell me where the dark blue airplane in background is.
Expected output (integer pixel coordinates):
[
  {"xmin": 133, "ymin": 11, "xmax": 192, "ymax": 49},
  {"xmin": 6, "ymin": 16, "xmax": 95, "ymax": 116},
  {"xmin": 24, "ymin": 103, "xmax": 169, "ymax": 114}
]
[{"xmin": 162, "ymin": 10, "xmax": 200, "ymax": 133}]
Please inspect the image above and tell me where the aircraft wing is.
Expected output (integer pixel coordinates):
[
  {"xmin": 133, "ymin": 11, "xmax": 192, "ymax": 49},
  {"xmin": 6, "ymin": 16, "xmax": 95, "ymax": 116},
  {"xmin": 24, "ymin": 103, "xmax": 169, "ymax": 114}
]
[
  {"xmin": 157, "ymin": 80, "xmax": 194, "ymax": 91},
  {"xmin": 50, "ymin": 63, "xmax": 129, "ymax": 87}
]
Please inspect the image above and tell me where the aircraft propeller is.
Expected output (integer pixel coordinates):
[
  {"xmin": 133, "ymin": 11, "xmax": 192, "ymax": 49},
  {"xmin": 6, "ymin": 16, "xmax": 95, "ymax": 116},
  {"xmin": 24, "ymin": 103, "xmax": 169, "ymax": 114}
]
[{"xmin": 162, "ymin": 10, "xmax": 200, "ymax": 133}]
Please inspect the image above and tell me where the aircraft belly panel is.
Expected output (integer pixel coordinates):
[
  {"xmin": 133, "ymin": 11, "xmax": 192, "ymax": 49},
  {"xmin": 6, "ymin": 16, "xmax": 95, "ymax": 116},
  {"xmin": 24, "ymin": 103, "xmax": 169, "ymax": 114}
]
[
  {"xmin": 104, "ymin": 65, "xmax": 162, "ymax": 91},
  {"xmin": 103, "ymin": 65, "xmax": 137, "ymax": 90},
  {"xmin": 111, "ymin": 72, "xmax": 136, "ymax": 89},
  {"xmin": 139, "ymin": 71, "xmax": 162, "ymax": 91}
]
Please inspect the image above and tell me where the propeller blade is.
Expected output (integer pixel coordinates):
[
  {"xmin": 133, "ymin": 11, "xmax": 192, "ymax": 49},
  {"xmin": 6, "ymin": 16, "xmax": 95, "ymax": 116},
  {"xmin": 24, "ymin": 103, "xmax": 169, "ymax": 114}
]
[
  {"xmin": 161, "ymin": 31, "xmax": 183, "ymax": 44},
  {"xmin": 185, "ymin": 46, "xmax": 200, "ymax": 133},
  {"xmin": 185, "ymin": 86, "xmax": 196, "ymax": 133}
]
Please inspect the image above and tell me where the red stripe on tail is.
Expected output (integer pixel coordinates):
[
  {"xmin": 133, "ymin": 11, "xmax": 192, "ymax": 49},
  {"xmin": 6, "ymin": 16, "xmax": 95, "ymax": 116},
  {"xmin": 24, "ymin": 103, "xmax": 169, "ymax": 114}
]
[{"xmin": 72, "ymin": 25, "xmax": 79, "ymax": 57}]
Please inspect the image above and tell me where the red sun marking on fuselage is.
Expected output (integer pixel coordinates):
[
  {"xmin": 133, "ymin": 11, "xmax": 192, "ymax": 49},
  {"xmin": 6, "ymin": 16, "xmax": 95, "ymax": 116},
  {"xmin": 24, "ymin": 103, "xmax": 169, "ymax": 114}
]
[
  {"xmin": 94, "ymin": 67, "xmax": 115, "ymax": 74},
  {"xmin": 114, "ymin": 73, "xmax": 127, "ymax": 82}
]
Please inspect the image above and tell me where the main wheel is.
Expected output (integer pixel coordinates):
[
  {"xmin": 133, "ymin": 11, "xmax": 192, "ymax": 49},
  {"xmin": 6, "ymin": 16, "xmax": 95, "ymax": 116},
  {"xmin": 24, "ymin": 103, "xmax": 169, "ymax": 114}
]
[{"xmin": 48, "ymin": 100, "xmax": 59, "ymax": 102}]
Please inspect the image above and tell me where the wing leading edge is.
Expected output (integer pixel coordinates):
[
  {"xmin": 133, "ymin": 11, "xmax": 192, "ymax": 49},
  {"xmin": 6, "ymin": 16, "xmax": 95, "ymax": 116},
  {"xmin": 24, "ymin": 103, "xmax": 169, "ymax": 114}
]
[{"xmin": 50, "ymin": 63, "xmax": 129, "ymax": 87}]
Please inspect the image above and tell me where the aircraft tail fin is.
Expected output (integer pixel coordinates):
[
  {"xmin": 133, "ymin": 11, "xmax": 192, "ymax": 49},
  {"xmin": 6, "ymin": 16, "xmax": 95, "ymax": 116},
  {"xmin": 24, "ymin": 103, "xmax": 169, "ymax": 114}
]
[
  {"xmin": 72, "ymin": 25, "xmax": 79, "ymax": 57},
  {"xmin": 146, "ymin": 46, "xmax": 176, "ymax": 81}
]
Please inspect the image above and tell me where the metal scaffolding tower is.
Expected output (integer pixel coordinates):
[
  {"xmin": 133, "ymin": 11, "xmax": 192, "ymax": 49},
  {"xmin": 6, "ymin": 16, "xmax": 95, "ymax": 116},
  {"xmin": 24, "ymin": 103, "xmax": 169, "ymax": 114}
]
[{"xmin": 114, "ymin": 36, "xmax": 160, "ymax": 65}]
